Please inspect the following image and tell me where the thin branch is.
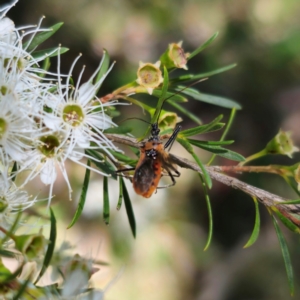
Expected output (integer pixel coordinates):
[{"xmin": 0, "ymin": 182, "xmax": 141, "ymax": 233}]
[
  {"xmin": 211, "ymin": 165, "xmax": 289, "ymax": 176},
  {"xmin": 105, "ymin": 134, "xmax": 300, "ymax": 216}
]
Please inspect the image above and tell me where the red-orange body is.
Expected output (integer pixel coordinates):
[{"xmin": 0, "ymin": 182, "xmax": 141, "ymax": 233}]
[{"xmin": 132, "ymin": 123, "xmax": 180, "ymax": 198}]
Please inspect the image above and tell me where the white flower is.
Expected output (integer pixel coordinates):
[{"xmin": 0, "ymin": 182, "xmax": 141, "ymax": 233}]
[
  {"xmin": 0, "ymin": 13, "xmax": 60, "ymax": 92},
  {"xmin": 43, "ymin": 51, "xmax": 121, "ymax": 159},
  {"xmin": 0, "ymin": 174, "xmax": 36, "ymax": 235},
  {"xmin": 0, "ymin": 92, "xmax": 38, "ymax": 161},
  {"xmin": 0, "ymin": 17, "xmax": 16, "ymax": 44},
  {"xmin": 18, "ymin": 130, "xmax": 107, "ymax": 204}
]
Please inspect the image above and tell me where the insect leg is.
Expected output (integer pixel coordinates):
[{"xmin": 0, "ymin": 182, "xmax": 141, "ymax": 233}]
[
  {"xmin": 115, "ymin": 167, "xmax": 135, "ymax": 182},
  {"xmin": 115, "ymin": 167, "xmax": 135, "ymax": 173},
  {"xmin": 157, "ymin": 169, "xmax": 179, "ymax": 189}
]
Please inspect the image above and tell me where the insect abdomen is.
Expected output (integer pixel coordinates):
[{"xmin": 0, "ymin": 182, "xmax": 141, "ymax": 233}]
[{"xmin": 133, "ymin": 159, "xmax": 162, "ymax": 198}]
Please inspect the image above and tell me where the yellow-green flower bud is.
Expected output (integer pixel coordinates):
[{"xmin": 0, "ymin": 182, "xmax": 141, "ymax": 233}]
[
  {"xmin": 136, "ymin": 61, "xmax": 163, "ymax": 95},
  {"xmin": 160, "ymin": 41, "xmax": 188, "ymax": 70},
  {"xmin": 265, "ymin": 129, "xmax": 299, "ymax": 158},
  {"xmin": 158, "ymin": 110, "xmax": 182, "ymax": 131},
  {"xmin": 14, "ymin": 233, "xmax": 48, "ymax": 260}
]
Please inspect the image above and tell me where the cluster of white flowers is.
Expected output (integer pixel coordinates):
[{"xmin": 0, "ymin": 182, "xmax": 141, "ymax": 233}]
[{"xmin": 0, "ymin": 0, "xmax": 120, "ymax": 230}]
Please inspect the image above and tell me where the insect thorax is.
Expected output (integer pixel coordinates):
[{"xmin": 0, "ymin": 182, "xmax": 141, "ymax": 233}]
[{"xmin": 145, "ymin": 148, "xmax": 158, "ymax": 159}]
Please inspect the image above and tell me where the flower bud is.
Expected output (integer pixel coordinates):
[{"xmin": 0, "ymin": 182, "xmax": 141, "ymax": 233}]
[
  {"xmin": 158, "ymin": 111, "xmax": 182, "ymax": 131},
  {"xmin": 14, "ymin": 232, "xmax": 48, "ymax": 260},
  {"xmin": 160, "ymin": 41, "xmax": 188, "ymax": 70},
  {"xmin": 136, "ymin": 61, "xmax": 163, "ymax": 95},
  {"xmin": 265, "ymin": 130, "xmax": 299, "ymax": 158}
]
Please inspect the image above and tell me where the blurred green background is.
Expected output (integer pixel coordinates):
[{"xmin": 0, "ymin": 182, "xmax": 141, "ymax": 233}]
[{"xmin": 7, "ymin": 0, "xmax": 300, "ymax": 299}]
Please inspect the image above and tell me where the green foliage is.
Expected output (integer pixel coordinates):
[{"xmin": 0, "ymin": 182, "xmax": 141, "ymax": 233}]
[
  {"xmin": 34, "ymin": 208, "xmax": 57, "ymax": 284},
  {"xmin": 199, "ymin": 174, "xmax": 213, "ymax": 251},
  {"xmin": 272, "ymin": 214, "xmax": 295, "ymax": 296},
  {"xmin": 67, "ymin": 160, "xmax": 91, "ymax": 229},
  {"xmin": 121, "ymin": 178, "xmax": 136, "ymax": 238},
  {"xmin": 95, "ymin": 49, "xmax": 111, "ymax": 93},
  {"xmin": 244, "ymin": 197, "xmax": 260, "ymax": 248},
  {"xmin": 103, "ymin": 176, "xmax": 110, "ymax": 225},
  {"xmin": 188, "ymin": 32, "xmax": 219, "ymax": 60},
  {"xmin": 31, "ymin": 46, "xmax": 69, "ymax": 60},
  {"xmin": 23, "ymin": 22, "xmax": 64, "ymax": 52},
  {"xmin": 179, "ymin": 87, "xmax": 242, "ymax": 109}
]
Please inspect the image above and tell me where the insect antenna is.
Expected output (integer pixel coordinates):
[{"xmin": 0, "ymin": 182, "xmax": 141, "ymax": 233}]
[
  {"xmin": 118, "ymin": 117, "xmax": 152, "ymax": 125},
  {"xmin": 154, "ymin": 78, "xmax": 208, "ymax": 126}
]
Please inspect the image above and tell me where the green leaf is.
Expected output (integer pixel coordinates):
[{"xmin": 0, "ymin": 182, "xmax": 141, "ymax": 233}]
[
  {"xmin": 104, "ymin": 126, "xmax": 132, "ymax": 134},
  {"xmin": 38, "ymin": 56, "xmax": 50, "ymax": 78},
  {"xmin": 10, "ymin": 161, "xmax": 18, "ymax": 182},
  {"xmin": 168, "ymin": 101, "xmax": 202, "ymax": 125},
  {"xmin": 86, "ymin": 150, "xmax": 117, "ymax": 179},
  {"xmin": 170, "ymin": 64, "xmax": 237, "ymax": 84},
  {"xmin": 180, "ymin": 115, "xmax": 223, "ymax": 137},
  {"xmin": 129, "ymin": 146, "xmax": 140, "ymax": 157},
  {"xmin": 123, "ymin": 96, "xmax": 153, "ymax": 114},
  {"xmin": 272, "ymin": 207, "xmax": 300, "ymax": 234},
  {"xmin": 277, "ymin": 199, "xmax": 300, "ymax": 205},
  {"xmin": 188, "ymin": 32, "xmax": 219, "ymax": 60},
  {"xmin": 180, "ymin": 123, "xmax": 224, "ymax": 137},
  {"xmin": 34, "ymin": 208, "xmax": 57, "ymax": 284},
  {"xmin": 244, "ymin": 197, "xmax": 260, "ymax": 248},
  {"xmin": 67, "ymin": 160, "xmax": 91, "ymax": 229},
  {"xmin": 117, "ymin": 177, "xmax": 123, "ymax": 210},
  {"xmin": 31, "ymin": 47, "xmax": 69, "ymax": 60},
  {"xmin": 0, "ymin": 249, "xmax": 15, "ymax": 258},
  {"xmin": 150, "ymin": 65, "xmax": 169, "ymax": 125},
  {"xmin": 24, "ymin": 22, "xmax": 64, "ymax": 52},
  {"xmin": 208, "ymin": 108, "xmax": 237, "ymax": 165},
  {"xmin": 187, "ymin": 138, "xmax": 245, "ymax": 162},
  {"xmin": 1, "ymin": 264, "xmax": 23, "ymax": 284},
  {"xmin": 182, "ymin": 88, "xmax": 241, "ymax": 110},
  {"xmin": 121, "ymin": 178, "xmax": 136, "ymax": 238},
  {"xmin": 188, "ymin": 139, "xmax": 234, "ymax": 146},
  {"xmin": 199, "ymin": 174, "xmax": 213, "ymax": 251},
  {"xmin": 108, "ymin": 150, "xmax": 137, "ymax": 165},
  {"xmin": 192, "ymin": 152, "xmax": 212, "ymax": 189},
  {"xmin": 103, "ymin": 176, "xmax": 110, "ymax": 225},
  {"xmin": 151, "ymin": 89, "xmax": 187, "ymax": 103},
  {"xmin": 272, "ymin": 214, "xmax": 294, "ymax": 296},
  {"xmin": 95, "ymin": 49, "xmax": 110, "ymax": 94},
  {"xmin": 177, "ymin": 137, "xmax": 212, "ymax": 188}
]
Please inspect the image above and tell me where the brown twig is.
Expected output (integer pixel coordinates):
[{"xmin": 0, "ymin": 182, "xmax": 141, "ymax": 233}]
[
  {"xmin": 211, "ymin": 165, "xmax": 287, "ymax": 176},
  {"xmin": 105, "ymin": 133, "xmax": 300, "ymax": 217}
]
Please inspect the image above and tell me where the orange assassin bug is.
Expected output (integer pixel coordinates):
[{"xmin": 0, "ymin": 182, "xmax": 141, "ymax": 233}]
[
  {"xmin": 117, "ymin": 79, "xmax": 205, "ymax": 198},
  {"xmin": 132, "ymin": 122, "xmax": 181, "ymax": 198},
  {"xmin": 116, "ymin": 119, "xmax": 181, "ymax": 198}
]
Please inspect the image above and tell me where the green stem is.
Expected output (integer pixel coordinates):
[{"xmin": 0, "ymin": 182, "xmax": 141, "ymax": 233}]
[
  {"xmin": 239, "ymin": 148, "xmax": 268, "ymax": 166},
  {"xmin": 112, "ymin": 81, "xmax": 137, "ymax": 95}
]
